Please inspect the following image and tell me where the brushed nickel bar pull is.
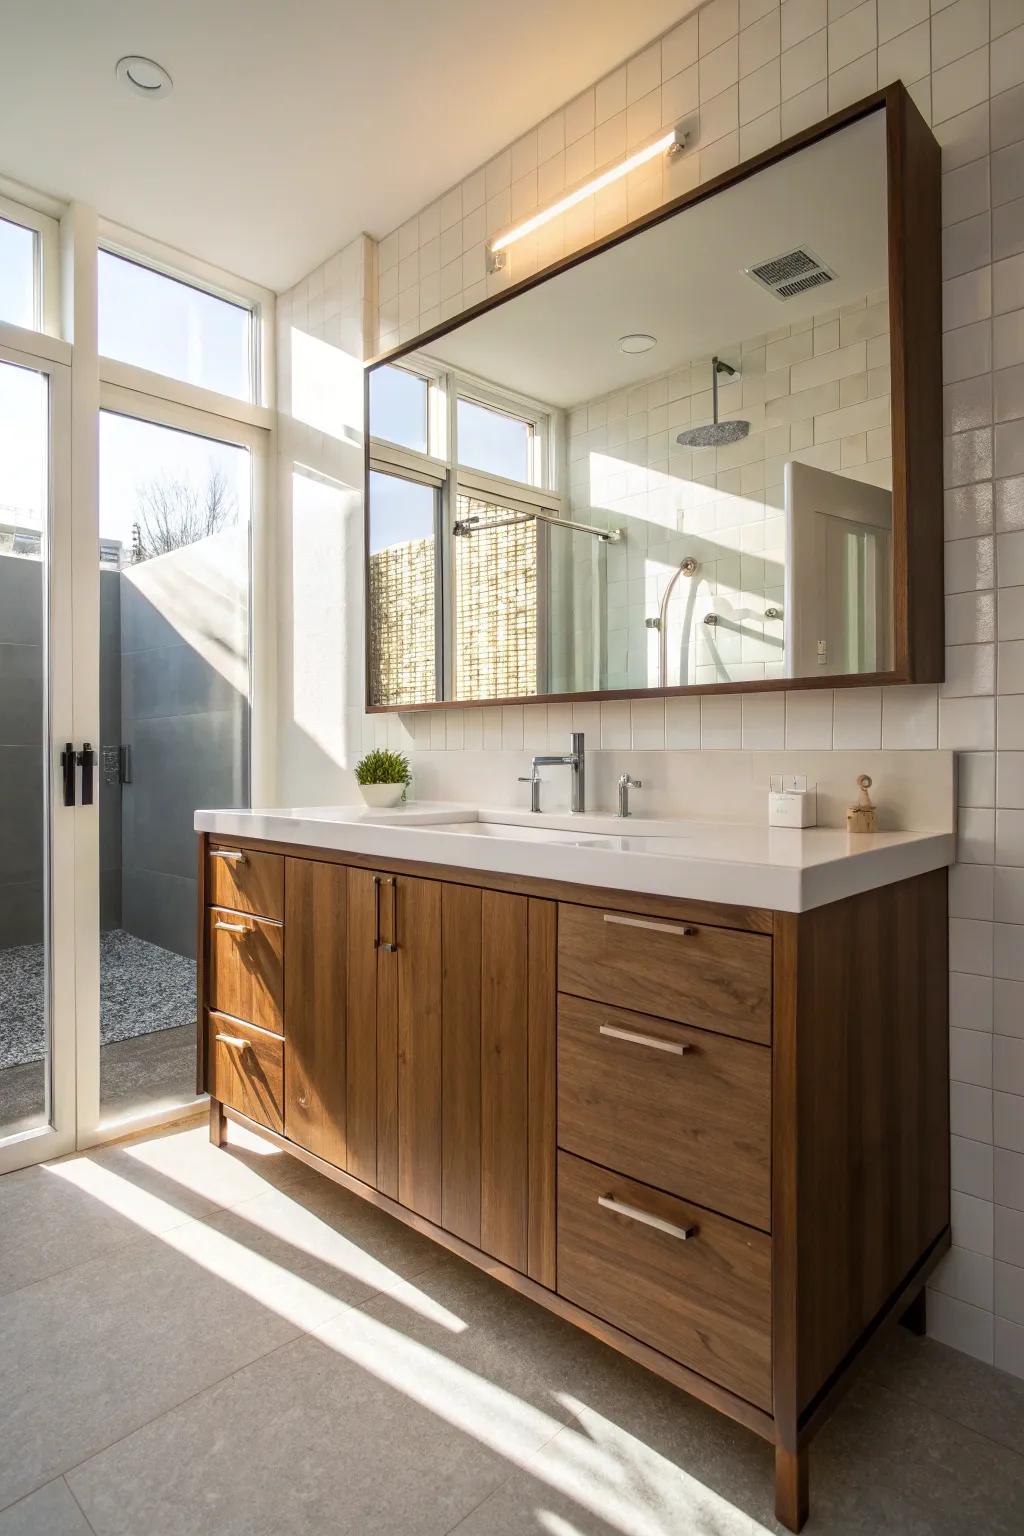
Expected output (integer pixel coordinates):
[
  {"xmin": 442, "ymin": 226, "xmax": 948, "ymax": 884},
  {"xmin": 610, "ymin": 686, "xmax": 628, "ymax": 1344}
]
[
  {"xmin": 603, "ymin": 914, "xmax": 697, "ymax": 937},
  {"xmin": 215, "ymin": 1033, "xmax": 249, "ymax": 1049},
  {"xmin": 214, "ymin": 920, "xmax": 249, "ymax": 934},
  {"xmin": 598, "ymin": 1196, "xmax": 696, "ymax": 1241},
  {"xmin": 210, "ymin": 848, "xmax": 247, "ymax": 862},
  {"xmin": 600, "ymin": 1023, "xmax": 691, "ymax": 1055}
]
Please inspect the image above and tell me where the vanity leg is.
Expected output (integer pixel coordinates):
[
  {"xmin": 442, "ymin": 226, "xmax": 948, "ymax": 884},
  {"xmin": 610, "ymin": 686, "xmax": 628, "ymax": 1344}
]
[
  {"xmin": 209, "ymin": 1098, "xmax": 226, "ymax": 1147},
  {"xmin": 775, "ymin": 1445, "xmax": 809, "ymax": 1533},
  {"xmin": 899, "ymin": 1287, "xmax": 927, "ymax": 1336}
]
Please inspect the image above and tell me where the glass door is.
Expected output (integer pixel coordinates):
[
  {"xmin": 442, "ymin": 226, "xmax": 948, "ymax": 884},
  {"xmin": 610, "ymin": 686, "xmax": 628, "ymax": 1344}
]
[
  {"xmin": 75, "ymin": 395, "xmax": 254, "ymax": 1140},
  {"xmin": 0, "ymin": 344, "xmax": 76, "ymax": 1172}
]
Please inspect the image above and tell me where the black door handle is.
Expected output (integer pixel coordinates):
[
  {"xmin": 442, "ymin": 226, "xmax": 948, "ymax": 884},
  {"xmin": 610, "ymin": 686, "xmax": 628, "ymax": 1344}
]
[
  {"xmin": 78, "ymin": 743, "xmax": 95, "ymax": 805},
  {"xmin": 61, "ymin": 742, "xmax": 76, "ymax": 807},
  {"xmin": 59, "ymin": 744, "xmax": 96, "ymax": 807}
]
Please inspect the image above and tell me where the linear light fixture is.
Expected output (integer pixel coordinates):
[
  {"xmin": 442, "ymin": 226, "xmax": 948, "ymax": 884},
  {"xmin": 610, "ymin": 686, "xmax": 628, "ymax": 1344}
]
[{"xmin": 487, "ymin": 121, "xmax": 693, "ymax": 272}]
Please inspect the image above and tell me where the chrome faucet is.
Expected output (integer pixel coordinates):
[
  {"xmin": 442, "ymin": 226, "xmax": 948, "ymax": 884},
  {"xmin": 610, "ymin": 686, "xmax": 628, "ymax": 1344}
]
[
  {"xmin": 527, "ymin": 732, "xmax": 586, "ymax": 813},
  {"xmin": 617, "ymin": 772, "xmax": 642, "ymax": 818}
]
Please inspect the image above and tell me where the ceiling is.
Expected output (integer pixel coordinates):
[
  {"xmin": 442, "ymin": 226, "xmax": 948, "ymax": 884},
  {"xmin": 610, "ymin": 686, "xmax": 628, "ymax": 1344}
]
[
  {"xmin": 0, "ymin": 0, "xmax": 694, "ymax": 292},
  {"xmin": 422, "ymin": 112, "xmax": 889, "ymax": 408}
]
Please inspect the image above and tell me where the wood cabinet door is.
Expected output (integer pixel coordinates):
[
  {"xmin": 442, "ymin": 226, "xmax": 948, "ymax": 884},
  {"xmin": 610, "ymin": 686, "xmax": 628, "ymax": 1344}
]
[
  {"xmin": 441, "ymin": 887, "xmax": 556, "ymax": 1286},
  {"xmin": 284, "ymin": 858, "xmax": 346, "ymax": 1167},
  {"xmin": 350, "ymin": 868, "xmax": 443, "ymax": 1217},
  {"xmin": 395, "ymin": 875, "xmax": 443, "ymax": 1222}
]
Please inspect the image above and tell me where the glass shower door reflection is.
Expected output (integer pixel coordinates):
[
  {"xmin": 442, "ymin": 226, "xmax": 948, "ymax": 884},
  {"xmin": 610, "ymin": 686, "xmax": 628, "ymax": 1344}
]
[{"xmin": 97, "ymin": 409, "xmax": 251, "ymax": 1126}]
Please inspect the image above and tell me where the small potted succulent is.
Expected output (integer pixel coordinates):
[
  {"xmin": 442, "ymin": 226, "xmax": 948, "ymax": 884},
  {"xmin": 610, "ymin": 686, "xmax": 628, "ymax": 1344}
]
[{"xmin": 354, "ymin": 748, "xmax": 412, "ymax": 809}]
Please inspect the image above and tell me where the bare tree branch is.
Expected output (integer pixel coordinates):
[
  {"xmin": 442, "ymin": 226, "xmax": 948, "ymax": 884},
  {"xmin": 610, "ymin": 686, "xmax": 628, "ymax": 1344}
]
[{"xmin": 131, "ymin": 462, "xmax": 237, "ymax": 562}]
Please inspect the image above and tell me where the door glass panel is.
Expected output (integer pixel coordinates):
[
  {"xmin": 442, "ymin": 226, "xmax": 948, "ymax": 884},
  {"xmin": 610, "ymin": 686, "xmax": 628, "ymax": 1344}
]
[
  {"xmin": 98, "ymin": 411, "xmax": 251, "ymax": 1124},
  {"xmin": 0, "ymin": 359, "xmax": 50, "ymax": 1138}
]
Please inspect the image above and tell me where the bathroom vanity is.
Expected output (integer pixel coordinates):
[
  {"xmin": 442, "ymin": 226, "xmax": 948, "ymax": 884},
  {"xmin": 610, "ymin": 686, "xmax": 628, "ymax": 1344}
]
[{"xmin": 195, "ymin": 806, "xmax": 952, "ymax": 1531}]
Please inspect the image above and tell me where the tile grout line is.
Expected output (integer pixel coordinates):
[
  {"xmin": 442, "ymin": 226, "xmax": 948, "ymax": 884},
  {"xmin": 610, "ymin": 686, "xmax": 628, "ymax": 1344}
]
[
  {"xmin": 7, "ymin": 1327, "xmax": 309, "ymax": 1520},
  {"xmin": 438, "ymin": 1409, "xmax": 588, "ymax": 1536},
  {"xmin": 2, "ymin": 1208, "xmax": 453, "ymax": 1518},
  {"xmin": 62, "ymin": 1474, "xmax": 100, "ymax": 1536}
]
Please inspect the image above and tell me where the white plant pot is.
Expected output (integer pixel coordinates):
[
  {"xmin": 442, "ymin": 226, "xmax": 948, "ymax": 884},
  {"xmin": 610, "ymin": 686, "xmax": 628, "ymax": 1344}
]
[{"xmin": 358, "ymin": 783, "xmax": 406, "ymax": 809}]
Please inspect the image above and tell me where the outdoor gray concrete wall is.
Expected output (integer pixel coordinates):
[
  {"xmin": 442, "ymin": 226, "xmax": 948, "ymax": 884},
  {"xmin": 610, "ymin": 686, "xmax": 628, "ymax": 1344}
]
[
  {"xmin": 99, "ymin": 568, "xmax": 122, "ymax": 932},
  {"xmin": 0, "ymin": 536, "xmax": 248, "ymax": 960},
  {"xmin": 119, "ymin": 528, "xmax": 249, "ymax": 960},
  {"xmin": 0, "ymin": 555, "xmax": 44, "ymax": 948},
  {"xmin": 0, "ymin": 559, "xmax": 124, "ymax": 950}
]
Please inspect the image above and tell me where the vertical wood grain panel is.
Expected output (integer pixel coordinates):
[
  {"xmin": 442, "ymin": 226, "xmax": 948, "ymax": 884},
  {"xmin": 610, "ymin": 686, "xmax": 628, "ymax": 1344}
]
[
  {"xmin": 376, "ymin": 941, "xmax": 399, "ymax": 1198},
  {"xmin": 398, "ymin": 876, "xmax": 442, "ymax": 1221},
  {"xmin": 791, "ymin": 869, "xmax": 949, "ymax": 1412},
  {"xmin": 481, "ymin": 890, "xmax": 529, "ymax": 1271},
  {"xmin": 441, "ymin": 883, "xmax": 482, "ymax": 1246},
  {"xmin": 345, "ymin": 873, "xmax": 378, "ymax": 1185},
  {"xmin": 346, "ymin": 869, "xmax": 391, "ymax": 1192},
  {"xmin": 527, "ymin": 897, "xmax": 557, "ymax": 1289},
  {"xmin": 284, "ymin": 858, "xmax": 347, "ymax": 1167}
]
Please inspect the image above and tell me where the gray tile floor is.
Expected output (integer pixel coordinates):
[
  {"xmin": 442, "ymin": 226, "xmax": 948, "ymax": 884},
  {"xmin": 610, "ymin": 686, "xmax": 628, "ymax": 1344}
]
[{"xmin": 1, "ymin": 1122, "xmax": 1021, "ymax": 1536}]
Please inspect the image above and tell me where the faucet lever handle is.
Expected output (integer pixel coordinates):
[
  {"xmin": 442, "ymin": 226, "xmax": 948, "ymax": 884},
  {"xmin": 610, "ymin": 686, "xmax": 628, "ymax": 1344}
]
[{"xmin": 518, "ymin": 766, "xmax": 543, "ymax": 813}]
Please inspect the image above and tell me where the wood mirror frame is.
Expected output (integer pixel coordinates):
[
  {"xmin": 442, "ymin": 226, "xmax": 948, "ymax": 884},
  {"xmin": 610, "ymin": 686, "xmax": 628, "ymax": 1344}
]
[{"xmin": 363, "ymin": 82, "xmax": 942, "ymax": 715}]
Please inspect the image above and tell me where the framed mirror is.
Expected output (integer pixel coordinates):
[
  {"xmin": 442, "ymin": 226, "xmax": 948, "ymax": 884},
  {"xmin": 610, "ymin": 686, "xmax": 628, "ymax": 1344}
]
[{"xmin": 365, "ymin": 83, "xmax": 941, "ymax": 713}]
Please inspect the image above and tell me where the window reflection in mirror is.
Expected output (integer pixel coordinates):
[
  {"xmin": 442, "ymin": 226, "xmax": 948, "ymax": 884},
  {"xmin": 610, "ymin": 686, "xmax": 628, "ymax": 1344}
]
[
  {"xmin": 456, "ymin": 397, "xmax": 532, "ymax": 483},
  {"xmin": 367, "ymin": 469, "xmax": 437, "ymax": 705},
  {"xmin": 367, "ymin": 108, "xmax": 892, "ymax": 706},
  {"xmin": 368, "ymin": 365, "xmax": 430, "ymax": 454}
]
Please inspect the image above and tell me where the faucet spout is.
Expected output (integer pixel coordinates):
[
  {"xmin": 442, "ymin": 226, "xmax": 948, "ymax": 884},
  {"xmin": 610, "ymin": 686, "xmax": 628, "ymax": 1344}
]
[{"xmin": 529, "ymin": 733, "xmax": 586, "ymax": 813}]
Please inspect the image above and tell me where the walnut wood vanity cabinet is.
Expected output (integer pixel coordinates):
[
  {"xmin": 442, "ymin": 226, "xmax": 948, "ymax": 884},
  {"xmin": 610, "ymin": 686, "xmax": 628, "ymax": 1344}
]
[{"xmin": 198, "ymin": 834, "xmax": 949, "ymax": 1532}]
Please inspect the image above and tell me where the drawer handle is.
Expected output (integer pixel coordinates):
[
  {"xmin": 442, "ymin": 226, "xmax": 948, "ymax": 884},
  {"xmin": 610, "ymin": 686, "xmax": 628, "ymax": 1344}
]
[
  {"xmin": 598, "ymin": 1195, "xmax": 696, "ymax": 1242},
  {"xmin": 215, "ymin": 1033, "xmax": 250, "ymax": 1050},
  {"xmin": 373, "ymin": 875, "xmax": 397, "ymax": 953},
  {"xmin": 210, "ymin": 849, "xmax": 247, "ymax": 863},
  {"xmin": 599, "ymin": 1023, "xmax": 691, "ymax": 1055},
  {"xmin": 603, "ymin": 914, "xmax": 697, "ymax": 937},
  {"xmin": 214, "ymin": 920, "xmax": 249, "ymax": 934}
]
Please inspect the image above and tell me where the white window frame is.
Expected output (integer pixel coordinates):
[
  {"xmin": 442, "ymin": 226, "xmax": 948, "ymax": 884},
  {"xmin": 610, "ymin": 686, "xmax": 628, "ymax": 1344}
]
[
  {"xmin": 97, "ymin": 219, "xmax": 276, "ymax": 419},
  {"xmin": 0, "ymin": 189, "xmax": 61, "ymax": 338},
  {"xmin": 78, "ymin": 382, "xmax": 272, "ymax": 1146}
]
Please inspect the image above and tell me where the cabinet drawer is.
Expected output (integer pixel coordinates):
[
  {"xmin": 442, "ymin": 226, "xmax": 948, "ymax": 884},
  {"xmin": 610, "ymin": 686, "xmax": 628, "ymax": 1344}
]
[
  {"xmin": 207, "ymin": 844, "xmax": 283, "ymax": 921},
  {"xmin": 558, "ymin": 996, "xmax": 770, "ymax": 1231},
  {"xmin": 206, "ymin": 908, "xmax": 283, "ymax": 1035},
  {"xmin": 557, "ymin": 1152, "xmax": 771, "ymax": 1410},
  {"xmin": 206, "ymin": 1011, "xmax": 284, "ymax": 1133},
  {"xmin": 557, "ymin": 903, "xmax": 771, "ymax": 1045}
]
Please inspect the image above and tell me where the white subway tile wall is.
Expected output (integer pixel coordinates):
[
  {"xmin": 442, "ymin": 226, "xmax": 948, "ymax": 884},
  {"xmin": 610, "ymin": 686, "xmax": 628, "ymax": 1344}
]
[{"xmin": 281, "ymin": 0, "xmax": 1024, "ymax": 1373}]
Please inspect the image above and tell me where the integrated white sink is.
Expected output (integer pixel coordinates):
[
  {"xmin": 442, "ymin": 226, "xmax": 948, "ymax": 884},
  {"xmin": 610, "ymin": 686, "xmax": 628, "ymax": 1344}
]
[{"xmin": 439, "ymin": 820, "xmax": 613, "ymax": 847}]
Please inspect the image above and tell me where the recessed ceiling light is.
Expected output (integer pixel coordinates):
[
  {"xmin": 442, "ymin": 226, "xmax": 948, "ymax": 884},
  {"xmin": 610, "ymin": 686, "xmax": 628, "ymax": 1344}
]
[
  {"xmin": 116, "ymin": 55, "xmax": 173, "ymax": 99},
  {"xmin": 618, "ymin": 333, "xmax": 657, "ymax": 354}
]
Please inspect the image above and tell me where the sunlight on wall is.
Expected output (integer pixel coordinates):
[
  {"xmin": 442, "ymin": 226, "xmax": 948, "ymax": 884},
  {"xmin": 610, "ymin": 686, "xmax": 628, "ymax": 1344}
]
[
  {"xmin": 121, "ymin": 525, "xmax": 249, "ymax": 694},
  {"xmin": 290, "ymin": 327, "xmax": 363, "ymax": 442},
  {"xmin": 291, "ymin": 469, "xmax": 350, "ymax": 768}
]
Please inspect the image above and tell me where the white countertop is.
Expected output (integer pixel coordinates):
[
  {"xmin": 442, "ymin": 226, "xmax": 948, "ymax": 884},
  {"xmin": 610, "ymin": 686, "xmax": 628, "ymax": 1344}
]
[{"xmin": 194, "ymin": 802, "xmax": 954, "ymax": 913}]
